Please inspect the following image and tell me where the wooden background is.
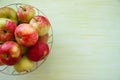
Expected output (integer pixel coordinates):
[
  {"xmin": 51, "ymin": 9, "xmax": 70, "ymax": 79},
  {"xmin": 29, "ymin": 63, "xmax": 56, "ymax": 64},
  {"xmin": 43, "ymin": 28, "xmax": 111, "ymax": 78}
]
[{"xmin": 0, "ymin": 0, "xmax": 120, "ymax": 80}]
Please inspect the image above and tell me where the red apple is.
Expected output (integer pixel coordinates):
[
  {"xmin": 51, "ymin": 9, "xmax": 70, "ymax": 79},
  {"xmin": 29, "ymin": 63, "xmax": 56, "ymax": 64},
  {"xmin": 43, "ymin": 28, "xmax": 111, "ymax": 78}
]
[
  {"xmin": 0, "ymin": 41, "xmax": 22, "ymax": 65},
  {"xmin": 17, "ymin": 4, "xmax": 35, "ymax": 23},
  {"xmin": 27, "ymin": 41, "xmax": 49, "ymax": 62},
  {"xmin": 30, "ymin": 16, "xmax": 50, "ymax": 36},
  {"xmin": 38, "ymin": 33, "xmax": 49, "ymax": 43},
  {"xmin": 15, "ymin": 23, "xmax": 38, "ymax": 47},
  {"xmin": 0, "ymin": 44, "xmax": 4, "ymax": 66},
  {"xmin": 0, "ymin": 18, "xmax": 16, "ymax": 43}
]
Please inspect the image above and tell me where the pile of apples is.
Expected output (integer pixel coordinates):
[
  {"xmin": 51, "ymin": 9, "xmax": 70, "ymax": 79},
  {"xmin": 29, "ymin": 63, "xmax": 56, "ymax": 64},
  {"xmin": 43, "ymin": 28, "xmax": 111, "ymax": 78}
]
[{"xmin": 0, "ymin": 4, "xmax": 51, "ymax": 72}]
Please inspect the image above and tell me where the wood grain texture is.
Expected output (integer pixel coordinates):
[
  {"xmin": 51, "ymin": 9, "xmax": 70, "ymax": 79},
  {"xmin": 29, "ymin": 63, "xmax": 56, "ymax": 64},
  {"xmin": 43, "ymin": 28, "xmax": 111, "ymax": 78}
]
[{"xmin": 0, "ymin": 0, "xmax": 120, "ymax": 80}]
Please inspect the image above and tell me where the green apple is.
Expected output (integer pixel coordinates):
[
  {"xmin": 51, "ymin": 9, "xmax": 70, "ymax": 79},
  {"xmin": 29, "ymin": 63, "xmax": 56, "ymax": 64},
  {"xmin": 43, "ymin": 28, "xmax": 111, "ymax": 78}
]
[
  {"xmin": 13, "ymin": 56, "xmax": 33, "ymax": 72},
  {"xmin": 0, "ymin": 7, "xmax": 18, "ymax": 24}
]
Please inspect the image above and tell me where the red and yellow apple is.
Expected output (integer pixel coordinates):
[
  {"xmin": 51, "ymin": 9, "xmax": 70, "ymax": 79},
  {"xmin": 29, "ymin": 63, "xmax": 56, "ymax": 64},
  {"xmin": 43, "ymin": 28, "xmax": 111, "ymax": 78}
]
[
  {"xmin": 30, "ymin": 16, "xmax": 50, "ymax": 36},
  {"xmin": 27, "ymin": 41, "xmax": 49, "ymax": 62},
  {"xmin": 0, "ymin": 41, "xmax": 22, "ymax": 65},
  {"xmin": 15, "ymin": 23, "xmax": 38, "ymax": 47},
  {"xmin": 0, "ymin": 18, "xmax": 17, "ymax": 43},
  {"xmin": 17, "ymin": 5, "xmax": 35, "ymax": 23}
]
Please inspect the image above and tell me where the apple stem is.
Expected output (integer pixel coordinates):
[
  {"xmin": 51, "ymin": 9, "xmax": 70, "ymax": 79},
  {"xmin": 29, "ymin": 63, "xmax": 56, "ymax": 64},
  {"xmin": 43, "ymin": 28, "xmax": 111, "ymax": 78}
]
[
  {"xmin": 33, "ymin": 18, "xmax": 39, "ymax": 22},
  {"xmin": 19, "ymin": 6, "xmax": 26, "ymax": 11},
  {"xmin": 2, "ymin": 54, "xmax": 9, "ymax": 58},
  {"xmin": 0, "ymin": 42, "xmax": 3, "ymax": 44}
]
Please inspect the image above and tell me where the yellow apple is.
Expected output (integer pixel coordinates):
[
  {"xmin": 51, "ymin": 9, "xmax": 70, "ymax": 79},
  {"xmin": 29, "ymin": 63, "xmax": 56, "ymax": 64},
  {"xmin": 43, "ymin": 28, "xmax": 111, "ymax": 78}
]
[{"xmin": 14, "ymin": 56, "xmax": 33, "ymax": 72}]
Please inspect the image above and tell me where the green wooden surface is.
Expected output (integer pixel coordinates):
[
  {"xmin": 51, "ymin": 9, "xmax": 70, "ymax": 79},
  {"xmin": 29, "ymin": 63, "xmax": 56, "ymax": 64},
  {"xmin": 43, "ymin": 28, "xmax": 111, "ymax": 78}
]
[{"xmin": 0, "ymin": 0, "xmax": 120, "ymax": 80}]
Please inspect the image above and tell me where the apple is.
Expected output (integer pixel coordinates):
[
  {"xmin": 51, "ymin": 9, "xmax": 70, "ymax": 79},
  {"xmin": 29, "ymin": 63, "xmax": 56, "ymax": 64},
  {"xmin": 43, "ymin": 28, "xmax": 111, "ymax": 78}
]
[
  {"xmin": 17, "ymin": 4, "xmax": 35, "ymax": 23},
  {"xmin": 15, "ymin": 23, "xmax": 38, "ymax": 47},
  {"xmin": 30, "ymin": 16, "xmax": 50, "ymax": 36},
  {"xmin": 0, "ymin": 7, "xmax": 18, "ymax": 24},
  {"xmin": 14, "ymin": 56, "xmax": 33, "ymax": 72},
  {"xmin": 20, "ymin": 45, "xmax": 28, "ymax": 55},
  {"xmin": 0, "ymin": 18, "xmax": 17, "ymax": 43},
  {"xmin": 38, "ymin": 33, "xmax": 49, "ymax": 43},
  {"xmin": 0, "ymin": 41, "xmax": 22, "ymax": 65},
  {"xmin": 0, "ymin": 44, "xmax": 4, "ymax": 66},
  {"xmin": 27, "ymin": 41, "xmax": 49, "ymax": 62}
]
